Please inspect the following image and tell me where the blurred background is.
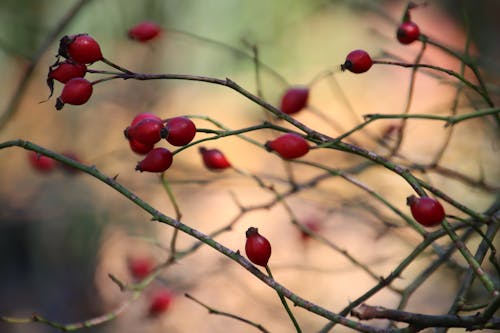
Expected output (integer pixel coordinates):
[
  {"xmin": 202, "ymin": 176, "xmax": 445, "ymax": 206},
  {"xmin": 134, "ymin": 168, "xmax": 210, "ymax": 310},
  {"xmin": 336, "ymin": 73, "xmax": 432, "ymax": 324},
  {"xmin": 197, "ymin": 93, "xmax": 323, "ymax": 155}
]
[{"xmin": 0, "ymin": 0, "xmax": 498, "ymax": 332}]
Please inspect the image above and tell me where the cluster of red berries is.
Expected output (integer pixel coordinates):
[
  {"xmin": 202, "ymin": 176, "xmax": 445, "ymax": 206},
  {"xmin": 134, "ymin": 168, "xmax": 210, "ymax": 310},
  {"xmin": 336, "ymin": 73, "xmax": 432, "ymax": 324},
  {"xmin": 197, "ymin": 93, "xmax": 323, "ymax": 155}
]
[
  {"xmin": 124, "ymin": 113, "xmax": 197, "ymax": 173},
  {"xmin": 28, "ymin": 151, "xmax": 82, "ymax": 174},
  {"xmin": 48, "ymin": 21, "xmax": 162, "ymax": 111}
]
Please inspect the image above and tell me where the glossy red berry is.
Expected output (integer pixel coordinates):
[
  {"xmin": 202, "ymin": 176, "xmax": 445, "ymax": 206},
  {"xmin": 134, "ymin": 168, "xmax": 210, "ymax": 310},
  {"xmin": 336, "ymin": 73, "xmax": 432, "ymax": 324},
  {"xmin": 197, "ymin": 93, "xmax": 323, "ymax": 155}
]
[
  {"xmin": 148, "ymin": 289, "xmax": 174, "ymax": 316},
  {"xmin": 126, "ymin": 118, "xmax": 165, "ymax": 145},
  {"xmin": 245, "ymin": 227, "xmax": 271, "ymax": 267},
  {"xmin": 164, "ymin": 117, "xmax": 197, "ymax": 146},
  {"xmin": 130, "ymin": 112, "xmax": 162, "ymax": 127},
  {"xmin": 280, "ymin": 86, "xmax": 309, "ymax": 115},
  {"xmin": 341, "ymin": 49, "xmax": 373, "ymax": 74},
  {"xmin": 49, "ymin": 61, "xmax": 87, "ymax": 83},
  {"xmin": 56, "ymin": 78, "xmax": 93, "ymax": 110},
  {"xmin": 128, "ymin": 21, "xmax": 162, "ymax": 42},
  {"xmin": 407, "ymin": 195, "xmax": 445, "ymax": 227},
  {"xmin": 28, "ymin": 151, "xmax": 57, "ymax": 173},
  {"xmin": 199, "ymin": 147, "xmax": 231, "ymax": 170},
  {"xmin": 129, "ymin": 139, "xmax": 154, "ymax": 155},
  {"xmin": 265, "ymin": 133, "xmax": 309, "ymax": 159},
  {"xmin": 60, "ymin": 34, "xmax": 103, "ymax": 64},
  {"xmin": 128, "ymin": 257, "xmax": 154, "ymax": 280},
  {"xmin": 397, "ymin": 21, "xmax": 420, "ymax": 44},
  {"xmin": 136, "ymin": 147, "xmax": 173, "ymax": 173}
]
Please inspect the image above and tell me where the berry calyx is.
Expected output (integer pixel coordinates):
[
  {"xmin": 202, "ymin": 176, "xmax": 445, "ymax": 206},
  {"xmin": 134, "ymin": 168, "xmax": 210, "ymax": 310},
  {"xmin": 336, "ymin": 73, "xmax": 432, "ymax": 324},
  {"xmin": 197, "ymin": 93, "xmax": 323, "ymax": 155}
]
[
  {"xmin": 128, "ymin": 21, "xmax": 162, "ymax": 42},
  {"xmin": 199, "ymin": 147, "xmax": 231, "ymax": 170},
  {"xmin": 245, "ymin": 227, "xmax": 271, "ymax": 267},
  {"xmin": 60, "ymin": 34, "xmax": 103, "ymax": 64},
  {"xmin": 164, "ymin": 116, "xmax": 197, "ymax": 146},
  {"xmin": 397, "ymin": 21, "xmax": 420, "ymax": 44},
  {"xmin": 136, "ymin": 147, "xmax": 173, "ymax": 173},
  {"xmin": 341, "ymin": 49, "xmax": 373, "ymax": 74},
  {"xmin": 280, "ymin": 86, "xmax": 309, "ymax": 115},
  {"xmin": 56, "ymin": 77, "xmax": 93, "ymax": 110},
  {"xmin": 407, "ymin": 195, "xmax": 445, "ymax": 227},
  {"xmin": 148, "ymin": 289, "xmax": 174, "ymax": 317},
  {"xmin": 128, "ymin": 257, "xmax": 154, "ymax": 280},
  {"xmin": 28, "ymin": 151, "xmax": 57, "ymax": 173},
  {"xmin": 126, "ymin": 118, "xmax": 165, "ymax": 145},
  {"xmin": 48, "ymin": 61, "xmax": 87, "ymax": 83},
  {"xmin": 265, "ymin": 133, "xmax": 310, "ymax": 159}
]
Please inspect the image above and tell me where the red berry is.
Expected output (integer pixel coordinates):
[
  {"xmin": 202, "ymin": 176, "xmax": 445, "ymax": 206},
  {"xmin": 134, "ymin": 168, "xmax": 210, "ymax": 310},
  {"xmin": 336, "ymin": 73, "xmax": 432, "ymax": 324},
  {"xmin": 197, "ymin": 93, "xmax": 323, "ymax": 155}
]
[
  {"xmin": 341, "ymin": 49, "xmax": 373, "ymax": 74},
  {"xmin": 245, "ymin": 227, "xmax": 271, "ymax": 267},
  {"xmin": 164, "ymin": 117, "xmax": 197, "ymax": 146},
  {"xmin": 407, "ymin": 195, "xmax": 445, "ymax": 227},
  {"xmin": 126, "ymin": 118, "xmax": 164, "ymax": 145},
  {"xmin": 129, "ymin": 139, "xmax": 154, "ymax": 155},
  {"xmin": 49, "ymin": 61, "xmax": 87, "ymax": 83},
  {"xmin": 60, "ymin": 34, "xmax": 103, "ymax": 64},
  {"xmin": 128, "ymin": 21, "xmax": 162, "ymax": 42},
  {"xmin": 199, "ymin": 147, "xmax": 231, "ymax": 170},
  {"xmin": 397, "ymin": 21, "xmax": 420, "ymax": 44},
  {"xmin": 56, "ymin": 78, "xmax": 93, "ymax": 110},
  {"xmin": 280, "ymin": 86, "xmax": 309, "ymax": 115},
  {"xmin": 148, "ymin": 289, "xmax": 174, "ymax": 316},
  {"xmin": 128, "ymin": 257, "xmax": 154, "ymax": 280},
  {"xmin": 299, "ymin": 219, "xmax": 321, "ymax": 242},
  {"xmin": 130, "ymin": 112, "xmax": 162, "ymax": 127},
  {"xmin": 136, "ymin": 147, "xmax": 173, "ymax": 173},
  {"xmin": 265, "ymin": 133, "xmax": 309, "ymax": 159},
  {"xmin": 28, "ymin": 151, "xmax": 57, "ymax": 173}
]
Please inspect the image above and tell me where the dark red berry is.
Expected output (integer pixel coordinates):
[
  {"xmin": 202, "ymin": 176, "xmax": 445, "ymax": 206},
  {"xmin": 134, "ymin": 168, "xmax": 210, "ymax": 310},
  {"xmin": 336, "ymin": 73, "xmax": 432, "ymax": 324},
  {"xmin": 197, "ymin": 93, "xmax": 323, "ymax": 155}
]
[
  {"xmin": 128, "ymin": 257, "xmax": 154, "ymax": 280},
  {"xmin": 397, "ymin": 21, "xmax": 420, "ymax": 44},
  {"xmin": 265, "ymin": 133, "xmax": 309, "ymax": 159},
  {"xmin": 164, "ymin": 116, "xmax": 196, "ymax": 146},
  {"xmin": 128, "ymin": 21, "xmax": 162, "ymax": 42},
  {"xmin": 129, "ymin": 139, "xmax": 154, "ymax": 155},
  {"xmin": 280, "ymin": 86, "xmax": 309, "ymax": 115},
  {"xmin": 299, "ymin": 219, "xmax": 321, "ymax": 242},
  {"xmin": 130, "ymin": 112, "xmax": 162, "ymax": 127},
  {"xmin": 59, "ymin": 151, "xmax": 82, "ymax": 174},
  {"xmin": 407, "ymin": 195, "xmax": 445, "ymax": 227},
  {"xmin": 148, "ymin": 289, "xmax": 174, "ymax": 316},
  {"xmin": 56, "ymin": 78, "xmax": 93, "ymax": 110},
  {"xmin": 341, "ymin": 49, "xmax": 373, "ymax": 74},
  {"xmin": 199, "ymin": 147, "xmax": 231, "ymax": 170},
  {"xmin": 126, "ymin": 118, "xmax": 164, "ymax": 145},
  {"xmin": 28, "ymin": 151, "xmax": 57, "ymax": 173},
  {"xmin": 136, "ymin": 147, "xmax": 173, "ymax": 173},
  {"xmin": 61, "ymin": 34, "xmax": 103, "ymax": 64},
  {"xmin": 49, "ymin": 61, "xmax": 87, "ymax": 83},
  {"xmin": 245, "ymin": 227, "xmax": 271, "ymax": 267}
]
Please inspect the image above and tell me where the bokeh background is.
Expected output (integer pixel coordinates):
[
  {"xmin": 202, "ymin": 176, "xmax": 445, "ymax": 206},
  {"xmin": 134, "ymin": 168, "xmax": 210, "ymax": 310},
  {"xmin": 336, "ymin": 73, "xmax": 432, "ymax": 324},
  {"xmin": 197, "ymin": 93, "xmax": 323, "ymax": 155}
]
[{"xmin": 0, "ymin": 0, "xmax": 498, "ymax": 332}]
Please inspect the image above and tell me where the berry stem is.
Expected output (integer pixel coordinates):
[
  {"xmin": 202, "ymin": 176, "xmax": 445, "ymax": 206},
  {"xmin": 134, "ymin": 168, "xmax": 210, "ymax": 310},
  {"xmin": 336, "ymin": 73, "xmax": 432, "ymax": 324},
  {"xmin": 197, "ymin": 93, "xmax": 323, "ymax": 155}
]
[{"xmin": 265, "ymin": 265, "xmax": 303, "ymax": 333}]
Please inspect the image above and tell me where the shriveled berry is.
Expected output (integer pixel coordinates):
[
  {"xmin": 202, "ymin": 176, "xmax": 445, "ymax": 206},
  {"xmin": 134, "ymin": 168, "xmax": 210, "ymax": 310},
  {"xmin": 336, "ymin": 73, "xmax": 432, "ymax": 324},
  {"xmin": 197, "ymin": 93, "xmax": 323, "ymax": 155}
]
[
  {"xmin": 148, "ymin": 289, "xmax": 174, "ymax": 316},
  {"xmin": 265, "ymin": 133, "xmax": 309, "ymax": 159},
  {"xmin": 280, "ymin": 86, "xmax": 309, "ymax": 115},
  {"xmin": 60, "ymin": 34, "xmax": 103, "ymax": 64},
  {"xmin": 407, "ymin": 195, "xmax": 445, "ymax": 227},
  {"xmin": 397, "ymin": 21, "xmax": 420, "ymax": 44},
  {"xmin": 245, "ymin": 227, "xmax": 271, "ymax": 267},
  {"xmin": 128, "ymin": 257, "xmax": 154, "ymax": 280},
  {"xmin": 56, "ymin": 77, "xmax": 93, "ymax": 110},
  {"xmin": 199, "ymin": 147, "xmax": 231, "ymax": 170},
  {"xmin": 126, "ymin": 118, "xmax": 164, "ymax": 145},
  {"xmin": 164, "ymin": 116, "xmax": 196, "ymax": 146},
  {"xmin": 341, "ymin": 49, "xmax": 373, "ymax": 74},
  {"xmin": 49, "ymin": 61, "xmax": 87, "ymax": 83},
  {"xmin": 129, "ymin": 139, "xmax": 154, "ymax": 155},
  {"xmin": 136, "ymin": 147, "xmax": 173, "ymax": 173},
  {"xmin": 128, "ymin": 21, "xmax": 162, "ymax": 42},
  {"xmin": 28, "ymin": 151, "xmax": 57, "ymax": 173}
]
